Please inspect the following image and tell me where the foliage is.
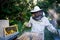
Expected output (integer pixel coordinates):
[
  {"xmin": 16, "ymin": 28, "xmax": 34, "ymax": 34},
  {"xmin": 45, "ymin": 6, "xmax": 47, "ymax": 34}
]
[
  {"xmin": 0, "ymin": 0, "xmax": 33, "ymax": 21},
  {"xmin": 0, "ymin": 0, "xmax": 34, "ymax": 35}
]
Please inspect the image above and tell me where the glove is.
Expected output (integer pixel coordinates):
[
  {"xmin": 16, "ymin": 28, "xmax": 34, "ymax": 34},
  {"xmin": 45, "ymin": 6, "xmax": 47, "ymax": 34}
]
[{"xmin": 24, "ymin": 22, "xmax": 30, "ymax": 27}]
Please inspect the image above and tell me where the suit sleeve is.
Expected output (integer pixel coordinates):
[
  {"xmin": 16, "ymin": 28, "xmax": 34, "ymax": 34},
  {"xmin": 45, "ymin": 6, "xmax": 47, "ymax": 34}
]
[{"xmin": 44, "ymin": 17, "xmax": 57, "ymax": 33}]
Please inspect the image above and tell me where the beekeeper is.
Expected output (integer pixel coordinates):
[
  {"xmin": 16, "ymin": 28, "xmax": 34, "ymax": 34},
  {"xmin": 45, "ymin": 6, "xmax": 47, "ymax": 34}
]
[{"xmin": 24, "ymin": 6, "xmax": 58, "ymax": 40}]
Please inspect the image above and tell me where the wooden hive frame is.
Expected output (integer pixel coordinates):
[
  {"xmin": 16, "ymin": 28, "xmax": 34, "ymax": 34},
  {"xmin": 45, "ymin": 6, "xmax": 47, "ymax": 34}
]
[{"xmin": 4, "ymin": 24, "xmax": 18, "ymax": 36}]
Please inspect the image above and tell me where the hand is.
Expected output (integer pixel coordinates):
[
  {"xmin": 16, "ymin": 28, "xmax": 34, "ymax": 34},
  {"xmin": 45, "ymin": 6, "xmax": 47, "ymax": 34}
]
[{"xmin": 24, "ymin": 22, "xmax": 29, "ymax": 27}]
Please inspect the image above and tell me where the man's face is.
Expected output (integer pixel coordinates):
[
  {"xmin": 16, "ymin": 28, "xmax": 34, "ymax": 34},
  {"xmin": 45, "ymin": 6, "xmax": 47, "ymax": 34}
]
[{"xmin": 32, "ymin": 10, "xmax": 43, "ymax": 21}]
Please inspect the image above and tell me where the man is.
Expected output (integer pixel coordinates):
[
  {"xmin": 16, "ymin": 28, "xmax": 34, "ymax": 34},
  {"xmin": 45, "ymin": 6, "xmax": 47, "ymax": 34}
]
[{"xmin": 24, "ymin": 6, "xmax": 58, "ymax": 40}]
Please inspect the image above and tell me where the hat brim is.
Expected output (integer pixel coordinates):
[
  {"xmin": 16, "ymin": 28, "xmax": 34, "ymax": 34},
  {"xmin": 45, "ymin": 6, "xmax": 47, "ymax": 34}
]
[
  {"xmin": 30, "ymin": 9, "xmax": 42, "ymax": 12},
  {"xmin": 31, "ymin": 9, "xmax": 43, "ymax": 13}
]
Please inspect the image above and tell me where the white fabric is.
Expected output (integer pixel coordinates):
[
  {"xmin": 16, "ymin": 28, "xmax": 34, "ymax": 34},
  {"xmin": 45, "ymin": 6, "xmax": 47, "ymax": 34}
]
[
  {"xmin": 27, "ymin": 16, "xmax": 57, "ymax": 40},
  {"xmin": 30, "ymin": 6, "xmax": 42, "ymax": 12}
]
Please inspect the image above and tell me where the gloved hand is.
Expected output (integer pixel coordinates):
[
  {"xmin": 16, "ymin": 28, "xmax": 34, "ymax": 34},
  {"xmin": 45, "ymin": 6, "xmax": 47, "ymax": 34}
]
[{"xmin": 24, "ymin": 22, "xmax": 29, "ymax": 27}]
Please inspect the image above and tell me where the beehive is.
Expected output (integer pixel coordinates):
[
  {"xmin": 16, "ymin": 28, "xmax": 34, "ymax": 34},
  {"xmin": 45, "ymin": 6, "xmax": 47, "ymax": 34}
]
[{"xmin": 0, "ymin": 20, "xmax": 9, "ymax": 37}]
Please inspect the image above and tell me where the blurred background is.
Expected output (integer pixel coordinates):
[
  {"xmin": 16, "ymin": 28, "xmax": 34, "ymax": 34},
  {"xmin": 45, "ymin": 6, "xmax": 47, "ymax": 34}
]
[{"xmin": 0, "ymin": 0, "xmax": 60, "ymax": 40}]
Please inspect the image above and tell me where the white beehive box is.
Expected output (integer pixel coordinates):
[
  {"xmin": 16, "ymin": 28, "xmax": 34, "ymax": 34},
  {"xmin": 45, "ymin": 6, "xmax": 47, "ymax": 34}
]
[{"xmin": 0, "ymin": 20, "xmax": 9, "ymax": 37}]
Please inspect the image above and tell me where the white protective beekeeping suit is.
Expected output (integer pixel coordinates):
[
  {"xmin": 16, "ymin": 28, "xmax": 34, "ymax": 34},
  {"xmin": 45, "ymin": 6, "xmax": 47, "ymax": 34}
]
[{"xmin": 27, "ymin": 14, "xmax": 57, "ymax": 40}]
